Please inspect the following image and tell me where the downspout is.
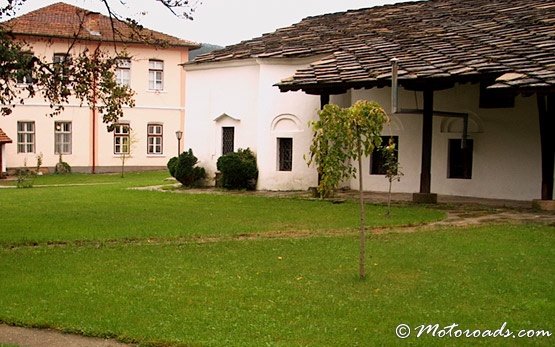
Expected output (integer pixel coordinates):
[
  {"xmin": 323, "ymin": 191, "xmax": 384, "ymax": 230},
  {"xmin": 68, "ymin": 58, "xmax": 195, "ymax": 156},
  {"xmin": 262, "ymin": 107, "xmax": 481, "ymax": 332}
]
[
  {"xmin": 390, "ymin": 58, "xmax": 399, "ymax": 115},
  {"xmin": 92, "ymin": 73, "xmax": 97, "ymax": 174}
]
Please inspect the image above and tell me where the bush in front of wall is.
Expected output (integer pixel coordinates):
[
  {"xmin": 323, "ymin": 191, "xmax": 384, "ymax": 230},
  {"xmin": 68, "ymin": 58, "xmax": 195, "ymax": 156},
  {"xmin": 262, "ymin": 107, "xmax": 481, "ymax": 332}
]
[
  {"xmin": 167, "ymin": 149, "xmax": 206, "ymax": 187},
  {"xmin": 216, "ymin": 148, "xmax": 258, "ymax": 190}
]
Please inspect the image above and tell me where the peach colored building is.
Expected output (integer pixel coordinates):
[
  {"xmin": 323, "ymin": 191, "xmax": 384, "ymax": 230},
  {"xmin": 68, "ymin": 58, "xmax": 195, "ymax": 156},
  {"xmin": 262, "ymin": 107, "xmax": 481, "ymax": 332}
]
[{"xmin": 0, "ymin": 2, "xmax": 199, "ymax": 173}]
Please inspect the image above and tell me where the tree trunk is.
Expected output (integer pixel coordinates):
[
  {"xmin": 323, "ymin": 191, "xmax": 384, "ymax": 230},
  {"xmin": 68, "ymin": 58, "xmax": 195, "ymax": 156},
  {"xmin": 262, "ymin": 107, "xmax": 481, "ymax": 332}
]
[
  {"xmin": 387, "ymin": 178, "xmax": 392, "ymax": 217},
  {"xmin": 357, "ymin": 135, "xmax": 366, "ymax": 280}
]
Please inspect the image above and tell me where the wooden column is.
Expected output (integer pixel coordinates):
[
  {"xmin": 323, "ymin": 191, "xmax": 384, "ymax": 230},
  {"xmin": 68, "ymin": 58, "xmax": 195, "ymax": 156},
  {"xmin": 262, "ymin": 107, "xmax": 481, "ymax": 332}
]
[
  {"xmin": 413, "ymin": 88, "xmax": 437, "ymax": 203},
  {"xmin": 537, "ymin": 94, "xmax": 555, "ymax": 200},
  {"xmin": 320, "ymin": 94, "xmax": 330, "ymax": 110}
]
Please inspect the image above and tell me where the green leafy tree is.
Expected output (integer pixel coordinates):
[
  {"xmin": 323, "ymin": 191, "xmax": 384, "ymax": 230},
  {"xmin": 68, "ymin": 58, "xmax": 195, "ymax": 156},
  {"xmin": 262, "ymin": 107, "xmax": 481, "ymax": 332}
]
[{"xmin": 308, "ymin": 100, "xmax": 388, "ymax": 279}]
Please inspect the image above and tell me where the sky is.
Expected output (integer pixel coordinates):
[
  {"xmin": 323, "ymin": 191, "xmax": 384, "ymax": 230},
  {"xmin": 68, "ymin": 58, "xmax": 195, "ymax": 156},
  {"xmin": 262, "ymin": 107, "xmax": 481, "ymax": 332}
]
[{"xmin": 7, "ymin": 0, "xmax": 413, "ymax": 47}]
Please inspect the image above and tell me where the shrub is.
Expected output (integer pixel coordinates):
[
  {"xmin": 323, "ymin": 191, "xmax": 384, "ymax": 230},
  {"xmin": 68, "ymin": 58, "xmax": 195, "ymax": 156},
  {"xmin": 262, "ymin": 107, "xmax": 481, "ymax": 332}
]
[
  {"xmin": 167, "ymin": 156, "xmax": 178, "ymax": 177},
  {"xmin": 55, "ymin": 161, "xmax": 71, "ymax": 174},
  {"xmin": 217, "ymin": 148, "xmax": 258, "ymax": 190},
  {"xmin": 167, "ymin": 149, "xmax": 206, "ymax": 187}
]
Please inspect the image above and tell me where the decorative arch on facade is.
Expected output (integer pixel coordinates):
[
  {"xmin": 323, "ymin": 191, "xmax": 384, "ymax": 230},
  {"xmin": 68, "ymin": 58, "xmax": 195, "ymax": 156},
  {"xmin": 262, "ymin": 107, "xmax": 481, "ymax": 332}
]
[
  {"xmin": 440, "ymin": 112, "xmax": 484, "ymax": 134},
  {"xmin": 271, "ymin": 113, "xmax": 303, "ymax": 133}
]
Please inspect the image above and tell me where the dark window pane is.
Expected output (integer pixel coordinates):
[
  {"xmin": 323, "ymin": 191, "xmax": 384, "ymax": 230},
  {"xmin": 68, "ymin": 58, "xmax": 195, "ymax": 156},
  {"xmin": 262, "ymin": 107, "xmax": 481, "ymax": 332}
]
[
  {"xmin": 371, "ymin": 136, "xmax": 399, "ymax": 175},
  {"xmin": 222, "ymin": 127, "xmax": 234, "ymax": 155},
  {"xmin": 448, "ymin": 139, "xmax": 473, "ymax": 179},
  {"xmin": 278, "ymin": 138, "xmax": 293, "ymax": 171}
]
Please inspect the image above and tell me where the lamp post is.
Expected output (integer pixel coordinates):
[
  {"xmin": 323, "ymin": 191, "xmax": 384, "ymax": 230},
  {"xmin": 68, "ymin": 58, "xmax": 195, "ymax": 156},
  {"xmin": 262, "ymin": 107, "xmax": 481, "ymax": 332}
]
[{"xmin": 175, "ymin": 130, "xmax": 183, "ymax": 156}]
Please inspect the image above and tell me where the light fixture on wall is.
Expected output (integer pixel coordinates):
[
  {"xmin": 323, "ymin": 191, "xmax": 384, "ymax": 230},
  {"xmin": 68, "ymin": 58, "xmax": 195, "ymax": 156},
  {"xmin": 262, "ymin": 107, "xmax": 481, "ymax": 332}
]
[{"xmin": 175, "ymin": 130, "xmax": 183, "ymax": 156}]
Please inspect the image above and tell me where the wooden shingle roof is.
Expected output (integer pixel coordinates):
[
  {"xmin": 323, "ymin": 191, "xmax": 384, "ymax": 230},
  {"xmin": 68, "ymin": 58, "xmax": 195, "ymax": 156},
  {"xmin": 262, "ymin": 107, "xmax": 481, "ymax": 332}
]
[
  {"xmin": 190, "ymin": 0, "xmax": 555, "ymax": 94},
  {"xmin": 0, "ymin": 129, "xmax": 12, "ymax": 144},
  {"xmin": 1, "ymin": 2, "xmax": 199, "ymax": 48}
]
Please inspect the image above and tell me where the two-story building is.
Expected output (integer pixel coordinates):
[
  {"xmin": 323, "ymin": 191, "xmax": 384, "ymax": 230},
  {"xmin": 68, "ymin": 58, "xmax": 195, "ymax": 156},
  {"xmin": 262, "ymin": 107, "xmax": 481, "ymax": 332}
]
[{"xmin": 0, "ymin": 2, "xmax": 199, "ymax": 173}]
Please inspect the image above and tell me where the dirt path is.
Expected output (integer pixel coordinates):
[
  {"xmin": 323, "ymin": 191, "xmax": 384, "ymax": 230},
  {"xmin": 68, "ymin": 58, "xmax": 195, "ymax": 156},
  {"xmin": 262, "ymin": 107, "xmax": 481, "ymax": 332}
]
[
  {"xmin": 0, "ymin": 324, "xmax": 134, "ymax": 347},
  {"xmin": 1, "ymin": 195, "xmax": 553, "ymax": 346}
]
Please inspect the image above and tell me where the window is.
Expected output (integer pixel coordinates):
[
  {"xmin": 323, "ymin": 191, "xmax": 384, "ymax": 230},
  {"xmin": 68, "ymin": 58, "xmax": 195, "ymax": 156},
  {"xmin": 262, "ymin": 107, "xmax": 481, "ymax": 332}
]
[
  {"xmin": 114, "ymin": 123, "xmax": 130, "ymax": 154},
  {"xmin": 371, "ymin": 136, "xmax": 399, "ymax": 175},
  {"xmin": 17, "ymin": 121, "xmax": 35, "ymax": 153},
  {"xmin": 53, "ymin": 53, "xmax": 70, "ymax": 79},
  {"xmin": 54, "ymin": 121, "xmax": 72, "ymax": 154},
  {"xmin": 278, "ymin": 138, "xmax": 293, "ymax": 171},
  {"xmin": 448, "ymin": 139, "xmax": 474, "ymax": 179},
  {"xmin": 147, "ymin": 124, "xmax": 163, "ymax": 154},
  {"xmin": 115, "ymin": 58, "xmax": 131, "ymax": 86},
  {"xmin": 16, "ymin": 52, "xmax": 34, "ymax": 85},
  {"xmin": 148, "ymin": 59, "xmax": 164, "ymax": 90},
  {"xmin": 222, "ymin": 127, "xmax": 234, "ymax": 155}
]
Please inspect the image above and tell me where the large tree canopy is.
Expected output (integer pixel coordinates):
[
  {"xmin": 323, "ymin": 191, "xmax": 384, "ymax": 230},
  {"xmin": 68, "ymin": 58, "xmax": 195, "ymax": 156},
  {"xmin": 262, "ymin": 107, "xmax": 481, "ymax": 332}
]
[{"xmin": 0, "ymin": 0, "xmax": 198, "ymax": 129}]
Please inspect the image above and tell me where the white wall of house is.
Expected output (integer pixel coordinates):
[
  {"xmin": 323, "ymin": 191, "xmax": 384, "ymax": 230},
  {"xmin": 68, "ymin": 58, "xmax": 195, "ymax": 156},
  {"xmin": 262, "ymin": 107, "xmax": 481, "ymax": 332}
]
[
  {"xmin": 184, "ymin": 58, "xmax": 321, "ymax": 190},
  {"xmin": 186, "ymin": 62, "xmax": 548, "ymax": 201},
  {"xmin": 350, "ymin": 84, "xmax": 544, "ymax": 201},
  {"xmin": 0, "ymin": 38, "xmax": 190, "ymax": 172}
]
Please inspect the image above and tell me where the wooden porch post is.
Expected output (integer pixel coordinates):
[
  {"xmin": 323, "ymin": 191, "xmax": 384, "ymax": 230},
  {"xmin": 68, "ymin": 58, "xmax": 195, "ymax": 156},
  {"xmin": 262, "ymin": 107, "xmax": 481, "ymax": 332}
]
[
  {"xmin": 537, "ymin": 94, "xmax": 555, "ymax": 200},
  {"xmin": 413, "ymin": 87, "xmax": 437, "ymax": 203},
  {"xmin": 320, "ymin": 94, "xmax": 330, "ymax": 110}
]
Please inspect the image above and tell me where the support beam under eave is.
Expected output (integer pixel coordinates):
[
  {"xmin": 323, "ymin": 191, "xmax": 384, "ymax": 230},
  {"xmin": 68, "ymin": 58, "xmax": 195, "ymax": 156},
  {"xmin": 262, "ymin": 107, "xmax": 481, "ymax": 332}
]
[
  {"xmin": 320, "ymin": 94, "xmax": 330, "ymax": 110},
  {"xmin": 413, "ymin": 87, "xmax": 437, "ymax": 203},
  {"xmin": 537, "ymin": 94, "xmax": 555, "ymax": 200}
]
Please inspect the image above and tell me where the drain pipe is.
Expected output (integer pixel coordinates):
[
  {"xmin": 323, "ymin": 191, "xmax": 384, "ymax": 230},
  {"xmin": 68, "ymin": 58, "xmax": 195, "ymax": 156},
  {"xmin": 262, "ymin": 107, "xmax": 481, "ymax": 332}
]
[{"xmin": 391, "ymin": 58, "xmax": 399, "ymax": 115}]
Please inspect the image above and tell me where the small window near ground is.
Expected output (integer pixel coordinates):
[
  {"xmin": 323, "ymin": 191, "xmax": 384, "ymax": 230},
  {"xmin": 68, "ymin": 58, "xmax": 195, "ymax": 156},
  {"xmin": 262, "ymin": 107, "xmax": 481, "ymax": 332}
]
[
  {"xmin": 17, "ymin": 121, "xmax": 35, "ymax": 153},
  {"xmin": 114, "ymin": 123, "xmax": 130, "ymax": 154},
  {"xmin": 371, "ymin": 136, "xmax": 399, "ymax": 175},
  {"xmin": 54, "ymin": 121, "xmax": 72, "ymax": 155},
  {"xmin": 147, "ymin": 124, "xmax": 163, "ymax": 154},
  {"xmin": 448, "ymin": 138, "xmax": 473, "ymax": 179},
  {"xmin": 222, "ymin": 127, "xmax": 234, "ymax": 155},
  {"xmin": 278, "ymin": 137, "xmax": 293, "ymax": 171}
]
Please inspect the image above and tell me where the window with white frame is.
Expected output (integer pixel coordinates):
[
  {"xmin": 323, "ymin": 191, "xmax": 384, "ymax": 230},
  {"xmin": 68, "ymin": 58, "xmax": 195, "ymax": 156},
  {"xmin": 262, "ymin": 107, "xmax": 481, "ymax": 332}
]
[
  {"xmin": 17, "ymin": 121, "xmax": 35, "ymax": 153},
  {"xmin": 54, "ymin": 121, "xmax": 72, "ymax": 155},
  {"xmin": 115, "ymin": 58, "xmax": 131, "ymax": 86},
  {"xmin": 147, "ymin": 124, "xmax": 163, "ymax": 154},
  {"xmin": 148, "ymin": 59, "xmax": 164, "ymax": 91},
  {"xmin": 53, "ymin": 53, "xmax": 70, "ymax": 78},
  {"xmin": 114, "ymin": 123, "xmax": 130, "ymax": 154}
]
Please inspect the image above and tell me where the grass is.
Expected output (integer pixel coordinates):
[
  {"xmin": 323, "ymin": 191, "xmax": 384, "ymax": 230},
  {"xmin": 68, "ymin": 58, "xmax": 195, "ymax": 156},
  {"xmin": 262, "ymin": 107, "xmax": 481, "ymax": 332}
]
[
  {"xmin": 0, "ymin": 225, "xmax": 553, "ymax": 346},
  {"xmin": 0, "ymin": 172, "xmax": 443, "ymax": 246},
  {"xmin": 0, "ymin": 172, "xmax": 552, "ymax": 346}
]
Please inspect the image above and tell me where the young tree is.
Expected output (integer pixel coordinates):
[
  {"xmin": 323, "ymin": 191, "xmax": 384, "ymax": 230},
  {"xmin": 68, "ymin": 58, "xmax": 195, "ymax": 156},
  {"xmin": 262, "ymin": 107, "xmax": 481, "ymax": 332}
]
[
  {"xmin": 0, "ymin": 0, "xmax": 198, "ymax": 125},
  {"xmin": 308, "ymin": 100, "xmax": 388, "ymax": 279},
  {"xmin": 381, "ymin": 137, "xmax": 403, "ymax": 216}
]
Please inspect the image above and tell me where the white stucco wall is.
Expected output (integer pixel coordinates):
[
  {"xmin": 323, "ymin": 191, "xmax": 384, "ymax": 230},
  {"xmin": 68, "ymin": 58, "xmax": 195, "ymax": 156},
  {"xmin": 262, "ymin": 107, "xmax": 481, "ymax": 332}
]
[
  {"xmin": 185, "ymin": 61, "xmax": 548, "ymax": 201},
  {"xmin": 350, "ymin": 84, "xmax": 545, "ymax": 201},
  {"xmin": 184, "ymin": 58, "xmax": 321, "ymax": 190},
  {"xmin": 0, "ymin": 37, "xmax": 190, "ymax": 172}
]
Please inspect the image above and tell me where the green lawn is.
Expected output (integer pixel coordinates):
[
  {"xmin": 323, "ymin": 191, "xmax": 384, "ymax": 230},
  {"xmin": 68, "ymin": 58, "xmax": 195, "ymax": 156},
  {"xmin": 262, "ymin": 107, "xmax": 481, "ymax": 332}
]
[
  {"xmin": 0, "ymin": 172, "xmax": 443, "ymax": 246},
  {"xmin": 0, "ymin": 172, "xmax": 553, "ymax": 346},
  {"xmin": 0, "ymin": 225, "xmax": 553, "ymax": 346}
]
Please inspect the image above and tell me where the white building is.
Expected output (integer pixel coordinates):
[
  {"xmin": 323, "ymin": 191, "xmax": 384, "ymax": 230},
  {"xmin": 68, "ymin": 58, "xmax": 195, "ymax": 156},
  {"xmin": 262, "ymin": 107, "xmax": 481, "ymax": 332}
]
[
  {"xmin": 0, "ymin": 2, "xmax": 199, "ymax": 173},
  {"xmin": 184, "ymin": 0, "xmax": 554, "ymax": 202}
]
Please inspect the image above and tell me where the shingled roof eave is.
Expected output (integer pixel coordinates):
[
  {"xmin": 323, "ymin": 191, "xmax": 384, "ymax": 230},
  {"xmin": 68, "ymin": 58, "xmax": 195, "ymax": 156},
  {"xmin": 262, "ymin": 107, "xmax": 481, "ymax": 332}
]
[{"xmin": 3, "ymin": 30, "xmax": 200, "ymax": 49}]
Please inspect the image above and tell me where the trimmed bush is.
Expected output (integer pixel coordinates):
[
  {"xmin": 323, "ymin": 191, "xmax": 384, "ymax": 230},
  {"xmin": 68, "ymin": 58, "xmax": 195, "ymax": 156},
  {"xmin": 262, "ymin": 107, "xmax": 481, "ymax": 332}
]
[
  {"xmin": 55, "ymin": 161, "xmax": 71, "ymax": 174},
  {"xmin": 167, "ymin": 149, "xmax": 206, "ymax": 187},
  {"xmin": 217, "ymin": 148, "xmax": 258, "ymax": 190}
]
